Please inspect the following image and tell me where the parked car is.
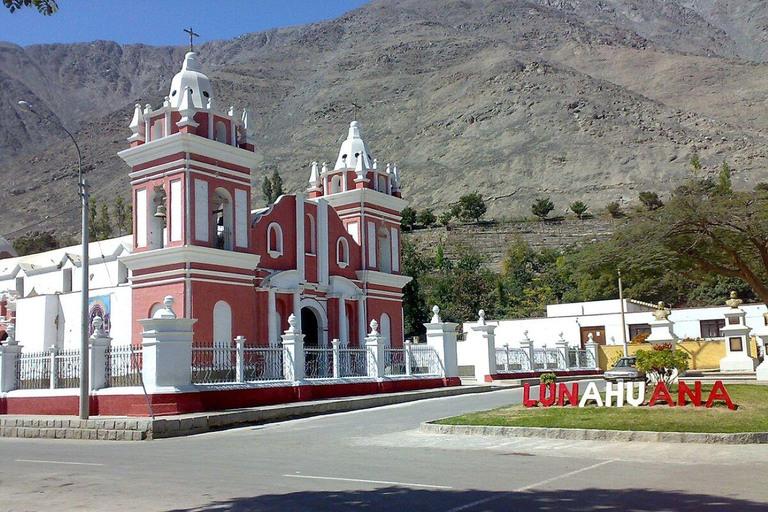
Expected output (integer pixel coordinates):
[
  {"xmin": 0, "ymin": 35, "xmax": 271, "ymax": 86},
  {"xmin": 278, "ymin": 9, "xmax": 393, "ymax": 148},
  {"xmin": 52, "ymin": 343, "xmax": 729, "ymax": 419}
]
[{"xmin": 603, "ymin": 356, "xmax": 646, "ymax": 383}]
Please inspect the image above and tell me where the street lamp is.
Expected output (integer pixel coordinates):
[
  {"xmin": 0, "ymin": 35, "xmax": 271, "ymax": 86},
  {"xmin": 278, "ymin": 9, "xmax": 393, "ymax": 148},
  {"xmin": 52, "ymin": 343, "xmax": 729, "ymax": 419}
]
[{"xmin": 17, "ymin": 100, "xmax": 90, "ymax": 420}]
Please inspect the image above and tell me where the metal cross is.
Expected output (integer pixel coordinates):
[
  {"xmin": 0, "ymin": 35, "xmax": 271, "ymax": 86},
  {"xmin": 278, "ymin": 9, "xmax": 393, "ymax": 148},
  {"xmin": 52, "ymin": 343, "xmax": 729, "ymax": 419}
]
[
  {"xmin": 352, "ymin": 102, "xmax": 361, "ymax": 121},
  {"xmin": 184, "ymin": 27, "xmax": 200, "ymax": 52}
]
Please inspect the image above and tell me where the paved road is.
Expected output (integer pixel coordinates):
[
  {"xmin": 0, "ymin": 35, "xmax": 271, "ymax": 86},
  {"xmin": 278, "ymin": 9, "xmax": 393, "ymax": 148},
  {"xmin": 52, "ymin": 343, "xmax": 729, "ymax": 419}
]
[{"xmin": 2, "ymin": 385, "xmax": 768, "ymax": 511}]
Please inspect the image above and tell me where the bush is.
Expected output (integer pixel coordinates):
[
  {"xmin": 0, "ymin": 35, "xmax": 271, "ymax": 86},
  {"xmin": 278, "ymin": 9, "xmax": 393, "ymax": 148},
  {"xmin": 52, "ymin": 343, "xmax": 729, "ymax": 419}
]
[
  {"xmin": 638, "ymin": 191, "xmax": 664, "ymax": 211},
  {"xmin": 457, "ymin": 192, "xmax": 486, "ymax": 222},
  {"xmin": 417, "ymin": 209, "xmax": 437, "ymax": 228},
  {"xmin": 401, "ymin": 207, "xmax": 417, "ymax": 231},
  {"xmin": 540, "ymin": 372, "xmax": 557, "ymax": 384},
  {"xmin": 531, "ymin": 198, "xmax": 555, "ymax": 220},
  {"xmin": 635, "ymin": 347, "xmax": 689, "ymax": 385},
  {"xmin": 570, "ymin": 200, "xmax": 588, "ymax": 219},
  {"xmin": 605, "ymin": 201, "xmax": 622, "ymax": 218}
]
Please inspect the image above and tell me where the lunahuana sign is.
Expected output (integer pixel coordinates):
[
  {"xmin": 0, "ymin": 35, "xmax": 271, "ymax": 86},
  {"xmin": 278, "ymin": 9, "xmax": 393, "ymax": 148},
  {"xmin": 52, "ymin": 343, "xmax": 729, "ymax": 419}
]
[{"xmin": 523, "ymin": 381, "xmax": 736, "ymax": 410}]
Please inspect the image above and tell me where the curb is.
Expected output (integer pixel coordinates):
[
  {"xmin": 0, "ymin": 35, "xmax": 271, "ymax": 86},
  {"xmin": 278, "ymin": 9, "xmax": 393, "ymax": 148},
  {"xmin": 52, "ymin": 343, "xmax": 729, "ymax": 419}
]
[
  {"xmin": 0, "ymin": 385, "xmax": 499, "ymax": 441},
  {"xmin": 419, "ymin": 421, "xmax": 768, "ymax": 445}
]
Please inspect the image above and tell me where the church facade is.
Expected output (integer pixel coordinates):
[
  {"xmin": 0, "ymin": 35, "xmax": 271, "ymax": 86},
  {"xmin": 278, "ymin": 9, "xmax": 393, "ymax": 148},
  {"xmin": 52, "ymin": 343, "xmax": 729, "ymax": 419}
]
[{"xmin": 1, "ymin": 51, "xmax": 411, "ymax": 356}]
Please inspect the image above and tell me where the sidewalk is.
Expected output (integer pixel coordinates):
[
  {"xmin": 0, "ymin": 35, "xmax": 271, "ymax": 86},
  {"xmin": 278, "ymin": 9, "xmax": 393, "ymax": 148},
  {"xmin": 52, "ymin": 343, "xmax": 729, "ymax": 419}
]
[{"xmin": 0, "ymin": 383, "xmax": 500, "ymax": 441}]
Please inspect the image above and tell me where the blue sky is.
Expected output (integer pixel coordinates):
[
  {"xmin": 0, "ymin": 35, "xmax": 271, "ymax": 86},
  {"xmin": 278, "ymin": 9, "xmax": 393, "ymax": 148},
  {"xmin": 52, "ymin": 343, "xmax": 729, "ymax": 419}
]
[{"xmin": 0, "ymin": 0, "xmax": 371, "ymax": 47}]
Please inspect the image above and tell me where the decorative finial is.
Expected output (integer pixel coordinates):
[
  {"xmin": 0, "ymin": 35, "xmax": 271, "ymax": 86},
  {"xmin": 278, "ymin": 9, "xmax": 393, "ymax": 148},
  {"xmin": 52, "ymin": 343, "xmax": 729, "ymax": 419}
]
[
  {"xmin": 184, "ymin": 26, "xmax": 200, "ymax": 52},
  {"xmin": 91, "ymin": 315, "xmax": 108, "ymax": 339},
  {"xmin": 478, "ymin": 309, "xmax": 486, "ymax": 325},
  {"xmin": 369, "ymin": 319, "xmax": 379, "ymax": 335},
  {"xmin": 559, "ymin": 332, "xmax": 565, "ymax": 342},
  {"xmin": 431, "ymin": 305, "xmax": 441, "ymax": 323},
  {"xmin": 153, "ymin": 295, "xmax": 177, "ymax": 319},
  {"xmin": 523, "ymin": 330, "xmax": 530, "ymax": 341},
  {"xmin": 587, "ymin": 332, "xmax": 594, "ymax": 342},
  {"xmin": 5, "ymin": 324, "xmax": 16, "ymax": 345},
  {"xmin": 287, "ymin": 313, "xmax": 297, "ymax": 333}
]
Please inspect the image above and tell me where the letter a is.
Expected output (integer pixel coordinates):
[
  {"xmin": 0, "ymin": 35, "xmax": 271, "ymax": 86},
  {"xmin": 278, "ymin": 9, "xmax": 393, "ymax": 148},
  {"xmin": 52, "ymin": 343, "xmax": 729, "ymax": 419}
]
[
  {"xmin": 579, "ymin": 381, "xmax": 604, "ymax": 407},
  {"xmin": 523, "ymin": 383, "xmax": 539, "ymax": 407},
  {"xmin": 705, "ymin": 381, "xmax": 736, "ymax": 411},
  {"xmin": 648, "ymin": 382, "xmax": 675, "ymax": 407}
]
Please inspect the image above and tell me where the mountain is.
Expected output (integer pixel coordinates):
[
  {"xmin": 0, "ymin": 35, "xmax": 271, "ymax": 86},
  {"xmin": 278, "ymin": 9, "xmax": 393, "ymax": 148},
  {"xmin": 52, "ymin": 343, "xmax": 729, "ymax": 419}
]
[{"xmin": 2, "ymin": 0, "xmax": 768, "ymax": 240}]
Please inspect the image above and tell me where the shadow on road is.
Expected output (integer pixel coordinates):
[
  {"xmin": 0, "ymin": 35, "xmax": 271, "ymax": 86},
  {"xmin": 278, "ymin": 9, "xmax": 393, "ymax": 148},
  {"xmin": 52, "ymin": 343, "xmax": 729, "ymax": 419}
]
[{"xmin": 165, "ymin": 487, "xmax": 768, "ymax": 511}]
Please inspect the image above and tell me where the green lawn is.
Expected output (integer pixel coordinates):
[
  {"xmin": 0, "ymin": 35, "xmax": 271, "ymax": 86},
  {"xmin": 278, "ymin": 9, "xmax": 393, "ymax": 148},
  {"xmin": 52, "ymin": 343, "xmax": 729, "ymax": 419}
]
[{"xmin": 436, "ymin": 384, "xmax": 768, "ymax": 433}]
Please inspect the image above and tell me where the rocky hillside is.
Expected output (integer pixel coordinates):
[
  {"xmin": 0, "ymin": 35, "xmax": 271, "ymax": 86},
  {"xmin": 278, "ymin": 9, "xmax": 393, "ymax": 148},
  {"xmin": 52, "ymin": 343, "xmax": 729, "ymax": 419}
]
[{"xmin": 2, "ymin": 0, "xmax": 768, "ymax": 240}]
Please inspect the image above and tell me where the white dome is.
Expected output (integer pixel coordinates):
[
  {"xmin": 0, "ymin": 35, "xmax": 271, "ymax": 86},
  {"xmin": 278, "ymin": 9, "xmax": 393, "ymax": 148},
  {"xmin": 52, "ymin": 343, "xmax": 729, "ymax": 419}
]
[
  {"xmin": 334, "ymin": 121, "xmax": 373, "ymax": 171},
  {"xmin": 168, "ymin": 52, "xmax": 214, "ymax": 109},
  {"xmin": 0, "ymin": 235, "xmax": 17, "ymax": 259}
]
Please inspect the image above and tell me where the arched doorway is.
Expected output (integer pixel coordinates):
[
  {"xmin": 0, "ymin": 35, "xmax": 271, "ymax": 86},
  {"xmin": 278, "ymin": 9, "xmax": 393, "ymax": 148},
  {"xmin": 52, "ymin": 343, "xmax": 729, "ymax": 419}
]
[
  {"xmin": 301, "ymin": 306, "xmax": 326, "ymax": 377},
  {"xmin": 301, "ymin": 307, "xmax": 320, "ymax": 347}
]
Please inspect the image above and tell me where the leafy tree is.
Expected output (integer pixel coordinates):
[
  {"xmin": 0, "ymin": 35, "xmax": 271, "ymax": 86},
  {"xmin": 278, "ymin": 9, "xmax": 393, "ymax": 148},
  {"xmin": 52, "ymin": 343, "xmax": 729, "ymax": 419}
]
[
  {"xmin": 262, "ymin": 169, "xmax": 284, "ymax": 205},
  {"xmin": 570, "ymin": 200, "xmax": 588, "ymax": 219},
  {"xmin": 438, "ymin": 210, "xmax": 453, "ymax": 227},
  {"xmin": 3, "ymin": 0, "xmax": 57, "ymax": 15},
  {"xmin": 113, "ymin": 196, "xmax": 132, "ymax": 236},
  {"xmin": 636, "ymin": 346, "xmax": 689, "ymax": 386},
  {"xmin": 605, "ymin": 201, "xmax": 622, "ymax": 218},
  {"xmin": 400, "ymin": 207, "xmax": 417, "ymax": 231},
  {"xmin": 12, "ymin": 230, "xmax": 60, "ymax": 256},
  {"xmin": 457, "ymin": 192, "xmax": 486, "ymax": 223},
  {"xmin": 715, "ymin": 161, "xmax": 732, "ymax": 196},
  {"xmin": 262, "ymin": 175, "xmax": 273, "ymax": 206},
  {"xmin": 638, "ymin": 191, "xmax": 663, "ymax": 210},
  {"xmin": 531, "ymin": 198, "xmax": 555, "ymax": 220},
  {"xmin": 417, "ymin": 209, "xmax": 436, "ymax": 228}
]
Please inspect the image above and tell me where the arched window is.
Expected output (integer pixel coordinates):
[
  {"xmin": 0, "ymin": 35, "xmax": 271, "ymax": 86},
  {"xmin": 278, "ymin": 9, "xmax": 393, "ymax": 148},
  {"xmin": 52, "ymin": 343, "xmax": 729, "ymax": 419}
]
[
  {"xmin": 213, "ymin": 301, "xmax": 233, "ymax": 367},
  {"xmin": 149, "ymin": 302, "xmax": 163, "ymax": 318},
  {"xmin": 377, "ymin": 226, "xmax": 391, "ymax": 273},
  {"xmin": 215, "ymin": 121, "xmax": 228, "ymax": 143},
  {"xmin": 267, "ymin": 222, "xmax": 283, "ymax": 258},
  {"xmin": 212, "ymin": 188, "xmax": 233, "ymax": 250},
  {"xmin": 152, "ymin": 119, "xmax": 163, "ymax": 141},
  {"xmin": 380, "ymin": 313, "xmax": 391, "ymax": 347},
  {"xmin": 331, "ymin": 175, "xmax": 342, "ymax": 194},
  {"xmin": 336, "ymin": 237, "xmax": 349, "ymax": 268},
  {"xmin": 305, "ymin": 214, "xmax": 316, "ymax": 255},
  {"xmin": 378, "ymin": 175, "xmax": 388, "ymax": 193}
]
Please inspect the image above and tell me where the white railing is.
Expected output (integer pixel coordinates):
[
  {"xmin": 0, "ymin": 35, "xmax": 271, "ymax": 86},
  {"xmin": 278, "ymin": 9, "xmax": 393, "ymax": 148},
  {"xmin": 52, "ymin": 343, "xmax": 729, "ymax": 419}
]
[
  {"xmin": 568, "ymin": 348, "xmax": 595, "ymax": 369},
  {"xmin": 243, "ymin": 346, "xmax": 285, "ymax": 381},
  {"xmin": 191, "ymin": 344, "xmax": 237, "ymax": 384},
  {"xmin": 305, "ymin": 347, "xmax": 334, "ymax": 379},
  {"xmin": 384, "ymin": 348, "xmax": 407, "ymax": 376},
  {"xmin": 105, "ymin": 345, "xmax": 143, "ymax": 388},
  {"xmin": 15, "ymin": 350, "xmax": 51, "ymax": 390},
  {"xmin": 495, "ymin": 346, "xmax": 531, "ymax": 372},
  {"xmin": 337, "ymin": 347, "xmax": 369, "ymax": 377},
  {"xmin": 408, "ymin": 345, "xmax": 441, "ymax": 375}
]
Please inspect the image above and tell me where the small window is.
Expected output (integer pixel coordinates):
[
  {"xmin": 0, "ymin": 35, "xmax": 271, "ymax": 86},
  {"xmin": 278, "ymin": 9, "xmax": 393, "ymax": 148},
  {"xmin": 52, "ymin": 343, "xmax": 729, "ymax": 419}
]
[
  {"xmin": 203, "ymin": 91, "xmax": 210, "ymax": 98},
  {"xmin": 628, "ymin": 323, "xmax": 651, "ymax": 340},
  {"xmin": 700, "ymin": 319, "xmax": 725, "ymax": 338},
  {"xmin": 215, "ymin": 121, "xmax": 228, "ymax": 143},
  {"xmin": 337, "ymin": 237, "xmax": 349, "ymax": 268},
  {"xmin": 331, "ymin": 175, "xmax": 342, "ymax": 194},
  {"xmin": 171, "ymin": 90, "xmax": 177, "ymax": 97},
  {"xmin": 305, "ymin": 214, "xmax": 316, "ymax": 255},
  {"xmin": 267, "ymin": 222, "xmax": 283, "ymax": 258}
]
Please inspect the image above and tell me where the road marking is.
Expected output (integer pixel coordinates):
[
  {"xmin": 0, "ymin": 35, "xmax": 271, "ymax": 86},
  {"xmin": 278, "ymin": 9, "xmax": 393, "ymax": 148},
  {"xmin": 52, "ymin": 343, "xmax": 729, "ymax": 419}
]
[
  {"xmin": 445, "ymin": 459, "xmax": 614, "ymax": 512},
  {"xmin": 283, "ymin": 473, "xmax": 453, "ymax": 490},
  {"xmin": 14, "ymin": 459, "xmax": 105, "ymax": 467}
]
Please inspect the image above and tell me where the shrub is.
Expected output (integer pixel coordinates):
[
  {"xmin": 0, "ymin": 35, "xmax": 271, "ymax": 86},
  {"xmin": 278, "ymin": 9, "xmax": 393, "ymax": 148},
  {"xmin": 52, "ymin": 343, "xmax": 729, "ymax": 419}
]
[
  {"xmin": 636, "ymin": 347, "xmax": 689, "ymax": 385},
  {"xmin": 605, "ymin": 201, "xmax": 622, "ymax": 218},
  {"xmin": 540, "ymin": 372, "xmax": 557, "ymax": 384}
]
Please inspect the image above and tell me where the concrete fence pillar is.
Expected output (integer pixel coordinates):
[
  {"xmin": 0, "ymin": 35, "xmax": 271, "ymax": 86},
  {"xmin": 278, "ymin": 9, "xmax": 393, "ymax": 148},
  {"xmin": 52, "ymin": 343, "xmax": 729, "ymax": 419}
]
[
  {"xmin": 424, "ymin": 306, "xmax": 459, "ymax": 379},
  {"xmin": 586, "ymin": 334, "xmax": 599, "ymax": 370},
  {"xmin": 235, "ymin": 335, "xmax": 246, "ymax": 383},
  {"xmin": 0, "ymin": 324, "xmax": 20, "ymax": 392},
  {"xmin": 556, "ymin": 333, "xmax": 569, "ymax": 370},
  {"xmin": 49, "ymin": 346, "xmax": 58, "ymax": 389},
  {"xmin": 332, "ymin": 338, "xmax": 341, "ymax": 379},
  {"xmin": 281, "ymin": 314, "xmax": 305, "ymax": 381},
  {"xmin": 138, "ymin": 296, "xmax": 197, "ymax": 391},
  {"xmin": 404, "ymin": 340, "xmax": 413, "ymax": 376},
  {"xmin": 470, "ymin": 309, "xmax": 497, "ymax": 382},
  {"xmin": 519, "ymin": 331, "xmax": 535, "ymax": 371},
  {"xmin": 88, "ymin": 316, "xmax": 111, "ymax": 391},
  {"xmin": 365, "ymin": 320, "xmax": 386, "ymax": 378}
]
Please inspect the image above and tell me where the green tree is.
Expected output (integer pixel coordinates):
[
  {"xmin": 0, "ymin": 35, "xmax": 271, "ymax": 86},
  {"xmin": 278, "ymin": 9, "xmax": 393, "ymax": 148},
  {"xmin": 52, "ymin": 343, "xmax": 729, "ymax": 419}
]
[
  {"xmin": 457, "ymin": 192, "xmax": 486, "ymax": 223},
  {"xmin": 638, "ymin": 191, "xmax": 663, "ymax": 210},
  {"xmin": 531, "ymin": 198, "xmax": 555, "ymax": 220},
  {"xmin": 3, "ymin": 0, "xmax": 57, "ymax": 15},
  {"xmin": 438, "ymin": 210, "xmax": 453, "ymax": 227},
  {"xmin": 400, "ymin": 207, "xmax": 417, "ymax": 231},
  {"xmin": 570, "ymin": 200, "xmax": 588, "ymax": 219},
  {"xmin": 262, "ymin": 175, "xmax": 273, "ymax": 206},
  {"xmin": 113, "ymin": 196, "xmax": 132, "ymax": 236},
  {"xmin": 605, "ymin": 201, "xmax": 622, "ymax": 218},
  {"xmin": 417, "ymin": 209, "xmax": 436, "ymax": 228},
  {"xmin": 262, "ymin": 169, "xmax": 284, "ymax": 205},
  {"xmin": 12, "ymin": 230, "xmax": 60, "ymax": 256},
  {"xmin": 715, "ymin": 161, "xmax": 732, "ymax": 196}
]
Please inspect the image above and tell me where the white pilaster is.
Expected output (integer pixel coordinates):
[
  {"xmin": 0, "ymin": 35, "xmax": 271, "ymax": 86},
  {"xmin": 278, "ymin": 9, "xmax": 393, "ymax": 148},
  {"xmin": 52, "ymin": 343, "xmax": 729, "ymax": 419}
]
[
  {"xmin": 365, "ymin": 320, "xmax": 386, "ymax": 378},
  {"xmin": 88, "ymin": 316, "xmax": 111, "ymax": 391},
  {"xmin": 318, "ymin": 198, "xmax": 330, "ymax": 286},
  {"xmin": 281, "ymin": 314, "xmax": 305, "ymax": 381},
  {"xmin": 470, "ymin": 310, "xmax": 496, "ymax": 382},
  {"xmin": 267, "ymin": 288, "xmax": 278, "ymax": 346},
  {"xmin": 296, "ymin": 194, "xmax": 305, "ymax": 281},
  {"xmin": 338, "ymin": 296, "xmax": 348, "ymax": 346},
  {"xmin": 424, "ymin": 306, "xmax": 459, "ymax": 378}
]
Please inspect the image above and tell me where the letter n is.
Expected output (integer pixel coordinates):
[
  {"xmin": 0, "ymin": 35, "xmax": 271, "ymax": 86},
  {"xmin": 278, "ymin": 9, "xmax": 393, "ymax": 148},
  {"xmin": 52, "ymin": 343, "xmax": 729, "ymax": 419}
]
[{"xmin": 678, "ymin": 381, "xmax": 702, "ymax": 407}]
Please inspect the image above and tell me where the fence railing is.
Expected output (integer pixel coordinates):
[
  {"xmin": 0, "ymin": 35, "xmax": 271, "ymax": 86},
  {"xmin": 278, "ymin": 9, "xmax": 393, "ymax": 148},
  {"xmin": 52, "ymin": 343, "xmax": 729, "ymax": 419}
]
[
  {"xmin": 408, "ymin": 345, "xmax": 441, "ymax": 375},
  {"xmin": 495, "ymin": 344, "xmax": 597, "ymax": 373},
  {"xmin": 105, "ymin": 345, "xmax": 143, "ymax": 388},
  {"xmin": 384, "ymin": 348, "xmax": 407, "ymax": 376},
  {"xmin": 338, "ymin": 347, "xmax": 369, "ymax": 377},
  {"xmin": 243, "ymin": 346, "xmax": 285, "ymax": 381},
  {"xmin": 191, "ymin": 344, "xmax": 237, "ymax": 384},
  {"xmin": 568, "ymin": 348, "xmax": 595, "ymax": 369},
  {"xmin": 305, "ymin": 347, "xmax": 334, "ymax": 379},
  {"xmin": 495, "ymin": 347, "xmax": 531, "ymax": 372},
  {"xmin": 15, "ymin": 350, "xmax": 51, "ymax": 390}
]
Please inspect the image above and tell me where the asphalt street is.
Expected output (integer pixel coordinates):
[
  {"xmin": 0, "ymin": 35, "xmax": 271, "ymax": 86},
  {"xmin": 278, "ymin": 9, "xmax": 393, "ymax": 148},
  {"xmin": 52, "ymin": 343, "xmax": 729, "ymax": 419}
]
[{"xmin": 1, "ymin": 385, "xmax": 767, "ymax": 511}]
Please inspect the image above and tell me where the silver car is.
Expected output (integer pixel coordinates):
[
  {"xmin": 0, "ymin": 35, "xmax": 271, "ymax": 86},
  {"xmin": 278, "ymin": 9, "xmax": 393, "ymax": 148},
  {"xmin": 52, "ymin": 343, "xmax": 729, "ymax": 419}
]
[{"xmin": 604, "ymin": 356, "xmax": 646, "ymax": 383}]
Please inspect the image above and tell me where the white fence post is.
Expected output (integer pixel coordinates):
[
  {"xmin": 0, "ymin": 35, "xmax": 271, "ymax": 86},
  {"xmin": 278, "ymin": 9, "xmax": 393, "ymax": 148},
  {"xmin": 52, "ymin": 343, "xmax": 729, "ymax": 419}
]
[
  {"xmin": 365, "ymin": 320, "xmax": 386, "ymax": 378},
  {"xmin": 281, "ymin": 314, "xmax": 305, "ymax": 381},
  {"xmin": 519, "ymin": 331, "xmax": 534, "ymax": 371},
  {"xmin": 332, "ymin": 338, "xmax": 341, "ymax": 379},
  {"xmin": 89, "ymin": 316, "xmax": 111, "ymax": 391},
  {"xmin": 470, "ymin": 309, "xmax": 496, "ymax": 382},
  {"xmin": 404, "ymin": 339, "xmax": 413, "ymax": 376},
  {"xmin": 49, "ymin": 346, "xmax": 58, "ymax": 389},
  {"xmin": 424, "ymin": 306, "xmax": 459, "ymax": 379},
  {"xmin": 138, "ymin": 296, "xmax": 197, "ymax": 391},
  {"xmin": 235, "ymin": 335, "xmax": 246, "ymax": 383},
  {"xmin": 556, "ymin": 333, "xmax": 569, "ymax": 370},
  {"xmin": 586, "ymin": 333, "xmax": 599, "ymax": 370},
  {"xmin": 0, "ymin": 324, "xmax": 20, "ymax": 392}
]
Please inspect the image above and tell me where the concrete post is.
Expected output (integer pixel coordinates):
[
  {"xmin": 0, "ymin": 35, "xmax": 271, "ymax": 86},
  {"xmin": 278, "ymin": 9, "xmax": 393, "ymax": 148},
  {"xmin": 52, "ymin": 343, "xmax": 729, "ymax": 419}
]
[
  {"xmin": 424, "ymin": 306, "xmax": 459, "ymax": 379},
  {"xmin": 470, "ymin": 309, "xmax": 497, "ymax": 382},
  {"xmin": 720, "ymin": 293, "xmax": 757, "ymax": 372},
  {"xmin": 281, "ymin": 314, "xmax": 305, "ymax": 381},
  {"xmin": 0, "ymin": 324, "xmax": 21, "ymax": 392},
  {"xmin": 404, "ymin": 339, "xmax": 413, "ymax": 376},
  {"xmin": 235, "ymin": 335, "xmax": 246, "ymax": 383},
  {"xmin": 49, "ymin": 346, "xmax": 58, "ymax": 389},
  {"xmin": 556, "ymin": 333, "xmax": 569, "ymax": 370},
  {"xmin": 332, "ymin": 338, "xmax": 341, "ymax": 379},
  {"xmin": 138, "ymin": 296, "xmax": 197, "ymax": 391},
  {"xmin": 365, "ymin": 320, "xmax": 386, "ymax": 378},
  {"xmin": 586, "ymin": 333, "xmax": 599, "ymax": 370},
  {"xmin": 519, "ymin": 331, "xmax": 535, "ymax": 371},
  {"xmin": 88, "ymin": 316, "xmax": 111, "ymax": 391}
]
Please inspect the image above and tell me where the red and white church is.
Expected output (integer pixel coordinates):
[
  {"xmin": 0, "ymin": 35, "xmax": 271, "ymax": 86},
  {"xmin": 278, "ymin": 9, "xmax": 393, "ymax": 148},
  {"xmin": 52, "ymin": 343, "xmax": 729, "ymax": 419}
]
[{"xmin": 120, "ymin": 50, "xmax": 411, "ymax": 352}]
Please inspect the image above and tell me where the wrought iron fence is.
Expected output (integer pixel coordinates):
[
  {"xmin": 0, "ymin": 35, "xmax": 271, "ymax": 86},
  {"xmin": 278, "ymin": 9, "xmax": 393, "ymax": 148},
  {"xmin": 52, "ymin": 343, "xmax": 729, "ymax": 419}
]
[
  {"xmin": 191, "ymin": 343, "xmax": 236, "ymax": 384},
  {"xmin": 533, "ymin": 348, "xmax": 566, "ymax": 370},
  {"xmin": 105, "ymin": 345, "xmax": 143, "ymax": 387},
  {"xmin": 243, "ymin": 346, "xmax": 285, "ymax": 381},
  {"xmin": 15, "ymin": 350, "xmax": 50, "ymax": 390},
  {"xmin": 305, "ymin": 347, "xmax": 333, "ymax": 379},
  {"xmin": 384, "ymin": 348, "xmax": 407, "ymax": 376},
  {"xmin": 568, "ymin": 348, "xmax": 595, "ymax": 369},
  {"xmin": 409, "ymin": 345, "xmax": 441, "ymax": 375},
  {"xmin": 337, "ymin": 347, "xmax": 369, "ymax": 377},
  {"xmin": 495, "ymin": 346, "xmax": 531, "ymax": 372},
  {"xmin": 53, "ymin": 348, "xmax": 81, "ymax": 388}
]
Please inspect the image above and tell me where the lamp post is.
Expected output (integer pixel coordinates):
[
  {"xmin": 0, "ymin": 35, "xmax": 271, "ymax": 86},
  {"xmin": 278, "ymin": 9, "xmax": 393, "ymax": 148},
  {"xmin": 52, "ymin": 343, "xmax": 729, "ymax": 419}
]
[{"xmin": 17, "ymin": 101, "xmax": 90, "ymax": 419}]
